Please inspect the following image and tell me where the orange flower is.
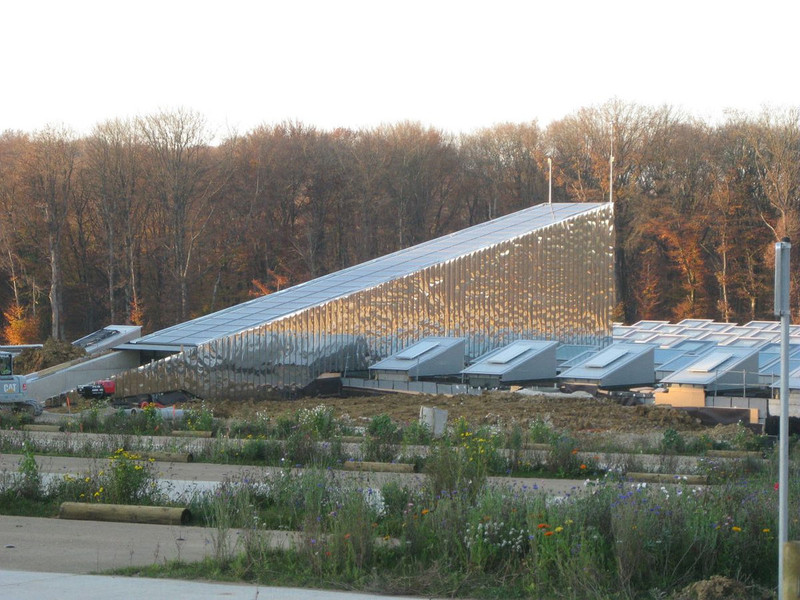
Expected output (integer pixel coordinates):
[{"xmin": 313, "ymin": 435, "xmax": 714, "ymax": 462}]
[
  {"xmin": 421, "ymin": 508, "xmax": 430, "ymax": 515},
  {"xmin": 580, "ymin": 464, "xmax": 587, "ymax": 470},
  {"xmin": 544, "ymin": 531, "xmax": 554, "ymax": 537},
  {"xmin": 538, "ymin": 523, "xmax": 550, "ymax": 529},
  {"xmin": 344, "ymin": 533, "xmax": 351, "ymax": 540}
]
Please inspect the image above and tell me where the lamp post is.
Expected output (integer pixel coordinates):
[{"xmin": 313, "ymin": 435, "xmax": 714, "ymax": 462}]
[
  {"xmin": 609, "ymin": 154, "xmax": 614, "ymax": 204},
  {"xmin": 548, "ymin": 156, "xmax": 552, "ymax": 204},
  {"xmin": 775, "ymin": 237, "xmax": 791, "ymax": 600}
]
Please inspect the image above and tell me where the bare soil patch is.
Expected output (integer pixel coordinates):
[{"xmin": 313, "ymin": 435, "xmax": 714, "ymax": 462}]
[{"xmin": 207, "ymin": 390, "xmax": 706, "ymax": 433}]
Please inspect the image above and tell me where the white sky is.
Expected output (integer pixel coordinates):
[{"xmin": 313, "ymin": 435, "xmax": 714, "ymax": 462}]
[{"xmin": 3, "ymin": 0, "xmax": 799, "ymax": 139}]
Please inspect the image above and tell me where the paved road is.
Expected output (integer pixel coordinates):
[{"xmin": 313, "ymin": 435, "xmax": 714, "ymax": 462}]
[
  {"xmin": 0, "ymin": 570, "xmax": 431, "ymax": 600},
  {"xmin": 0, "ymin": 516, "xmax": 432, "ymax": 599}
]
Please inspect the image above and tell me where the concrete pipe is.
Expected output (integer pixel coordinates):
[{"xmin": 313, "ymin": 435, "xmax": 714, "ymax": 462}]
[
  {"xmin": 59, "ymin": 502, "xmax": 190, "ymax": 525},
  {"xmin": 170, "ymin": 430, "xmax": 213, "ymax": 438},
  {"xmin": 22, "ymin": 424, "xmax": 63, "ymax": 432},
  {"xmin": 625, "ymin": 472, "xmax": 708, "ymax": 486},
  {"xmin": 706, "ymin": 449, "xmax": 764, "ymax": 459},
  {"xmin": 137, "ymin": 451, "xmax": 194, "ymax": 463},
  {"xmin": 342, "ymin": 461, "xmax": 415, "ymax": 473},
  {"xmin": 784, "ymin": 541, "xmax": 800, "ymax": 599},
  {"xmin": 339, "ymin": 435, "xmax": 365, "ymax": 443}
]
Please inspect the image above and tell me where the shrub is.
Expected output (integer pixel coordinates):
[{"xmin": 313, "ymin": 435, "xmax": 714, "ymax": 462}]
[
  {"xmin": 14, "ymin": 444, "xmax": 41, "ymax": 499},
  {"xmin": 402, "ymin": 421, "xmax": 432, "ymax": 446},
  {"xmin": 661, "ymin": 427, "xmax": 686, "ymax": 454},
  {"xmin": 185, "ymin": 403, "xmax": 215, "ymax": 432}
]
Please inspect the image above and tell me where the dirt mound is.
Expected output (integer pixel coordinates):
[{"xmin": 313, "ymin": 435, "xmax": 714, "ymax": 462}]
[
  {"xmin": 209, "ymin": 391, "xmax": 706, "ymax": 433},
  {"xmin": 13, "ymin": 338, "xmax": 86, "ymax": 375},
  {"xmin": 671, "ymin": 575, "xmax": 772, "ymax": 600}
]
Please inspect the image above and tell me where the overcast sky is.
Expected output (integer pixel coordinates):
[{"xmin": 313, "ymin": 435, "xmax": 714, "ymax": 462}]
[{"xmin": 3, "ymin": 0, "xmax": 799, "ymax": 139}]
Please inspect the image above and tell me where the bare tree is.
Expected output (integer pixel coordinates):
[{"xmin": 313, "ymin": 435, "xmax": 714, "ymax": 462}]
[
  {"xmin": 137, "ymin": 109, "xmax": 224, "ymax": 323},
  {"xmin": 86, "ymin": 119, "xmax": 145, "ymax": 324},
  {"xmin": 25, "ymin": 125, "xmax": 78, "ymax": 339}
]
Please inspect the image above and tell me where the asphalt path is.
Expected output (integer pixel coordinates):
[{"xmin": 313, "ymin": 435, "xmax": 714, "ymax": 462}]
[{"xmin": 0, "ymin": 570, "xmax": 431, "ymax": 600}]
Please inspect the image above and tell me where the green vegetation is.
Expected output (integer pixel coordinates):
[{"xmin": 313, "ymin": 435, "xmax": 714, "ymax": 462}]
[
  {"xmin": 132, "ymin": 444, "xmax": 782, "ymax": 599},
  {"xmin": 0, "ymin": 409, "xmax": 788, "ymax": 597}
]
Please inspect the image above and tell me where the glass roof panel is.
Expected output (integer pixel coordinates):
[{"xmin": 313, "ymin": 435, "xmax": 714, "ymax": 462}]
[
  {"xmin": 395, "ymin": 340, "xmax": 440, "ymax": 360},
  {"xmin": 130, "ymin": 203, "xmax": 607, "ymax": 349},
  {"xmin": 487, "ymin": 345, "xmax": 530, "ymax": 364}
]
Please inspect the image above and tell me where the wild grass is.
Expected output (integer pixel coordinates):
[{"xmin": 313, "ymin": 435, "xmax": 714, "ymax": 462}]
[
  {"xmin": 1, "ymin": 410, "xmax": 788, "ymax": 598},
  {"xmin": 165, "ymin": 437, "xmax": 785, "ymax": 599}
]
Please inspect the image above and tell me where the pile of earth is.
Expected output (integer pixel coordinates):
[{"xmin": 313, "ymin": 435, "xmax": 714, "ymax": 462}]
[
  {"xmin": 670, "ymin": 575, "xmax": 772, "ymax": 600},
  {"xmin": 207, "ymin": 390, "xmax": 707, "ymax": 434}
]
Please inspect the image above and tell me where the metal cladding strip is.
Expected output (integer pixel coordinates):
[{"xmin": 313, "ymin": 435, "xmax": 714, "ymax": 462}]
[{"xmin": 116, "ymin": 202, "xmax": 615, "ymax": 399}]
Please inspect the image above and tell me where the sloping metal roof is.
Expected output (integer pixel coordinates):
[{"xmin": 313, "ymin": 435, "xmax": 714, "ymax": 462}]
[
  {"xmin": 660, "ymin": 346, "xmax": 759, "ymax": 386},
  {"xmin": 558, "ymin": 342, "xmax": 655, "ymax": 387},
  {"xmin": 771, "ymin": 363, "xmax": 800, "ymax": 390},
  {"xmin": 461, "ymin": 340, "xmax": 558, "ymax": 380},
  {"xmin": 369, "ymin": 337, "xmax": 465, "ymax": 376},
  {"xmin": 122, "ymin": 202, "xmax": 609, "ymax": 352}
]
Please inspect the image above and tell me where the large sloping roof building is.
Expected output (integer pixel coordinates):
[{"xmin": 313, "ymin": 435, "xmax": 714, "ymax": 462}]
[{"xmin": 115, "ymin": 202, "xmax": 615, "ymax": 399}]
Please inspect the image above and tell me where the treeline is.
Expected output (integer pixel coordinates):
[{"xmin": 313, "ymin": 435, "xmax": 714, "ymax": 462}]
[{"xmin": 0, "ymin": 100, "xmax": 798, "ymax": 343}]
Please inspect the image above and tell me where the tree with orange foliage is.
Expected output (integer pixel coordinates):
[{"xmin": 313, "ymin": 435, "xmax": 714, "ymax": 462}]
[{"xmin": 2, "ymin": 303, "xmax": 39, "ymax": 344}]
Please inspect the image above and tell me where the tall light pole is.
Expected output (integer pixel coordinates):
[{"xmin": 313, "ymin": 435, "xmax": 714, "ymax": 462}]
[
  {"xmin": 548, "ymin": 156, "xmax": 552, "ymax": 204},
  {"xmin": 609, "ymin": 154, "xmax": 614, "ymax": 204},
  {"xmin": 609, "ymin": 125, "xmax": 614, "ymax": 204},
  {"xmin": 775, "ymin": 237, "xmax": 791, "ymax": 600}
]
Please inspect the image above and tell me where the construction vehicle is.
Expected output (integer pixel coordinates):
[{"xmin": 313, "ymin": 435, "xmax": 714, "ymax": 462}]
[
  {"xmin": 77, "ymin": 377, "xmax": 198, "ymax": 409},
  {"xmin": 0, "ymin": 352, "xmax": 43, "ymax": 416}
]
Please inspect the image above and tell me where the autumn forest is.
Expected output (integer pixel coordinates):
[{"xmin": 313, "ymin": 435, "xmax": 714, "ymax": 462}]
[{"xmin": 0, "ymin": 99, "xmax": 798, "ymax": 344}]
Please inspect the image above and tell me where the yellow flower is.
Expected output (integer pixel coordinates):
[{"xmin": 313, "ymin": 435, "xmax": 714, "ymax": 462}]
[
  {"xmin": 84, "ymin": 477, "xmax": 91, "ymax": 483},
  {"xmin": 555, "ymin": 526, "xmax": 563, "ymax": 533},
  {"xmin": 732, "ymin": 526, "xmax": 742, "ymax": 532},
  {"xmin": 763, "ymin": 528, "xmax": 771, "ymax": 533},
  {"xmin": 421, "ymin": 508, "xmax": 430, "ymax": 515}
]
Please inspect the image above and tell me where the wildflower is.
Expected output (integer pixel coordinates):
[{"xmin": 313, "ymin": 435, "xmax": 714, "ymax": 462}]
[
  {"xmin": 344, "ymin": 533, "xmax": 351, "ymax": 540},
  {"xmin": 732, "ymin": 526, "xmax": 742, "ymax": 532},
  {"xmin": 571, "ymin": 449, "xmax": 578, "ymax": 455},
  {"xmin": 565, "ymin": 519, "xmax": 574, "ymax": 525},
  {"xmin": 544, "ymin": 531, "xmax": 554, "ymax": 537},
  {"xmin": 555, "ymin": 526, "xmax": 563, "ymax": 533},
  {"xmin": 580, "ymin": 464, "xmax": 587, "ymax": 470},
  {"xmin": 763, "ymin": 528, "xmax": 771, "ymax": 533},
  {"xmin": 421, "ymin": 508, "xmax": 430, "ymax": 515},
  {"xmin": 538, "ymin": 523, "xmax": 550, "ymax": 529}
]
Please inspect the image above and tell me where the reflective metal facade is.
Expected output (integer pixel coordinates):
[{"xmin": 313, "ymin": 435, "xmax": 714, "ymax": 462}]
[{"xmin": 116, "ymin": 202, "xmax": 615, "ymax": 399}]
